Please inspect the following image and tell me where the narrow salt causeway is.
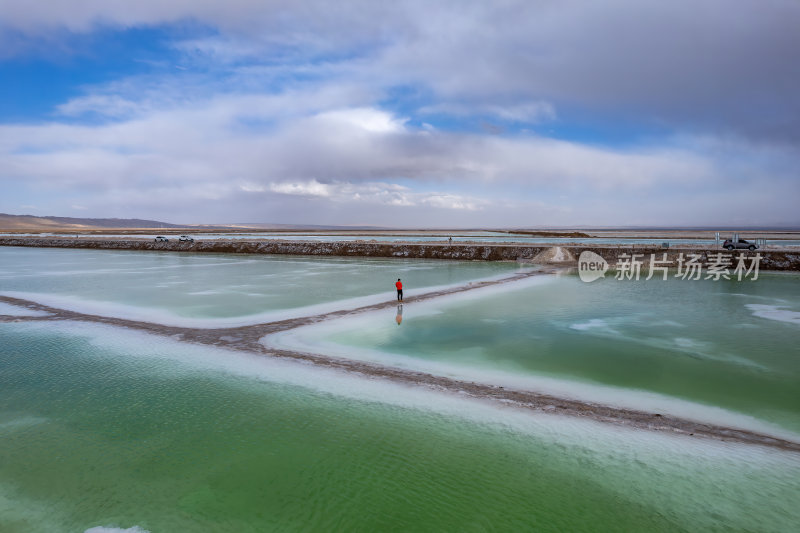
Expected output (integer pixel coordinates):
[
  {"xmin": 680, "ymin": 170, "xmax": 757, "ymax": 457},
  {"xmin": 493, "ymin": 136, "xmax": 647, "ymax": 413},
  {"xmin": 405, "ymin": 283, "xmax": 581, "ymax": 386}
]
[
  {"xmin": 3, "ymin": 266, "xmax": 799, "ymax": 451},
  {"xmin": 0, "ymin": 246, "xmax": 524, "ymax": 326},
  {"xmin": 531, "ymin": 245, "xmax": 575, "ymax": 263},
  {"xmin": 0, "ymin": 300, "xmax": 51, "ymax": 317},
  {"xmin": 264, "ymin": 272, "xmax": 800, "ymax": 438}
]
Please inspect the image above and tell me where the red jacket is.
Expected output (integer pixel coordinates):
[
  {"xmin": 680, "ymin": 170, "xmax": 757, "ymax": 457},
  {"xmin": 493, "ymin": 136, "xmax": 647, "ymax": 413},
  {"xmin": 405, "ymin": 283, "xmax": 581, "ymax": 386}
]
[{"xmin": 396, "ymin": 281, "xmax": 403, "ymax": 290}]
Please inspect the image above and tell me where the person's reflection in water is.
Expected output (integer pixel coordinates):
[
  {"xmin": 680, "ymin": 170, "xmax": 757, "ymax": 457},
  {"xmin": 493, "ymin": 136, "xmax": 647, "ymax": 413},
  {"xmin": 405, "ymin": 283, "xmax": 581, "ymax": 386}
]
[{"xmin": 395, "ymin": 304, "xmax": 403, "ymax": 325}]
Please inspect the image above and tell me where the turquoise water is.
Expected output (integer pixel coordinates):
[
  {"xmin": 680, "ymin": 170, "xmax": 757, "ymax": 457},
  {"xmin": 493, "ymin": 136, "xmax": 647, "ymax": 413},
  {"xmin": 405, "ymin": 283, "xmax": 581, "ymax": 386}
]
[
  {"xmin": 2, "ymin": 248, "xmax": 800, "ymax": 532},
  {"xmin": 2, "ymin": 321, "xmax": 799, "ymax": 532},
  {"xmin": 0, "ymin": 247, "xmax": 520, "ymax": 325},
  {"xmin": 271, "ymin": 273, "xmax": 800, "ymax": 434}
]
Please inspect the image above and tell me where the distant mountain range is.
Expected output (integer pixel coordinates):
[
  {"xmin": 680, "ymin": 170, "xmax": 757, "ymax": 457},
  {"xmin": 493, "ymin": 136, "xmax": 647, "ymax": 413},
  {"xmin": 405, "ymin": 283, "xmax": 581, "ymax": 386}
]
[
  {"xmin": 4, "ymin": 213, "xmax": 794, "ymax": 233},
  {"xmin": 0, "ymin": 213, "xmax": 188, "ymax": 230},
  {"xmin": 0, "ymin": 213, "xmax": 387, "ymax": 231}
]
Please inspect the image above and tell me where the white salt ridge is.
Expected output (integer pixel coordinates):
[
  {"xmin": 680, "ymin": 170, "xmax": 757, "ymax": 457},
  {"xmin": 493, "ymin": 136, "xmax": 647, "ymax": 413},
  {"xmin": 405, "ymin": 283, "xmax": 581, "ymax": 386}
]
[
  {"xmin": 569, "ymin": 318, "xmax": 611, "ymax": 331},
  {"xmin": 568, "ymin": 316, "xmax": 766, "ymax": 370},
  {"xmin": 9, "ymin": 319, "xmax": 800, "ymax": 451},
  {"xmin": 398, "ymin": 271, "xmax": 555, "ymax": 310},
  {"xmin": 674, "ymin": 337, "xmax": 703, "ymax": 349},
  {"xmin": 652, "ymin": 319, "xmax": 685, "ymax": 328},
  {"xmin": 187, "ymin": 290, "xmax": 225, "ymax": 295},
  {"xmin": 746, "ymin": 304, "xmax": 800, "ymax": 325},
  {"xmin": 268, "ymin": 324, "xmax": 789, "ymax": 436},
  {"xmin": 0, "ymin": 416, "xmax": 47, "ymax": 430},
  {"xmin": 0, "ymin": 270, "xmax": 528, "ymax": 328},
  {"xmin": 263, "ymin": 277, "xmax": 793, "ymax": 437},
  {"xmin": 728, "ymin": 293, "xmax": 789, "ymax": 302},
  {"xmin": 0, "ymin": 301, "xmax": 50, "ymax": 317},
  {"xmin": 83, "ymin": 526, "xmax": 150, "ymax": 533},
  {"xmin": 5, "ymin": 320, "xmax": 800, "ymax": 533}
]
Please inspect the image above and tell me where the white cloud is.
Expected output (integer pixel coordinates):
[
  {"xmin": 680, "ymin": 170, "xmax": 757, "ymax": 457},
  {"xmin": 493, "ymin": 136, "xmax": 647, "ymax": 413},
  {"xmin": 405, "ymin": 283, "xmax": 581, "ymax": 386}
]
[
  {"xmin": 34, "ymin": 104, "xmax": 676, "ymax": 190},
  {"xmin": 269, "ymin": 180, "xmax": 333, "ymax": 197},
  {"xmin": 266, "ymin": 179, "xmax": 482, "ymax": 210},
  {"xmin": 0, "ymin": 1, "xmax": 799, "ymax": 225},
  {"xmin": 420, "ymin": 194, "xmax": 481, "ymax": 211},
  {"xmin": 1, "ymin": 94, "xmax": 797, "ymax": 226},
  {"xmin": 314, "ymin": 108, "xmax": 407, "ymax": 134}
]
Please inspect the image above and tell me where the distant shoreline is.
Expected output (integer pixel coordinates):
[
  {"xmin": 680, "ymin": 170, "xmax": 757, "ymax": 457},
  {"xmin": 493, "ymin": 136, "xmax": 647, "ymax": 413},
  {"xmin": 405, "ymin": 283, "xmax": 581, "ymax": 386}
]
[
  {"xmin": 2, "ymin": 236, "xmax": 799, "ymax": 271},
  {"xmin": 2, "ymin": 228, "xmax": 800, "ymax": 240}
]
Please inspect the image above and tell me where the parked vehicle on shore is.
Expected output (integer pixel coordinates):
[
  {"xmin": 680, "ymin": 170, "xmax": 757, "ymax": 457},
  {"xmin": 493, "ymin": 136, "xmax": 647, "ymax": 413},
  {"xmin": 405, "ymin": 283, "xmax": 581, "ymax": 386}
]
[
  {"xmin": 179, "ymin": 235, "xmax": 195, "ymax": 243},
  {"xmin": 723, "ymin": 238, "xmax": 757, "ymax": 251},
  {"xmin": 154, "ymin": 236, "xmax": 169, "ymax": 242}
]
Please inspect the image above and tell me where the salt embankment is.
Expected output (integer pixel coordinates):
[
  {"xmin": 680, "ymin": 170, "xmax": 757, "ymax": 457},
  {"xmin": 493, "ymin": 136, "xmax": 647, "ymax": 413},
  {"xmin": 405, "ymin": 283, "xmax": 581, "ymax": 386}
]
[{"xmin": 1, "ymin": 237, "xmax": 799, "ymax": 271}]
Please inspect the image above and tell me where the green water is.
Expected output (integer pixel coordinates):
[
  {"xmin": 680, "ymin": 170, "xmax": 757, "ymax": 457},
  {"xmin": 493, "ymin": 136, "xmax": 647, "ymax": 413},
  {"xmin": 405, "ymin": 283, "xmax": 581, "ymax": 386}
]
[
  {"xmin": 2, "ymin": 321, "xmax": 799, "ymax": 532},
  {"xmin": 2, "ymin": 248, "xmax": 800, "ymax": 531},
  {"xmin": 0, "ymin": 247, "xmax": 519, "ymax": 322},
  {"xmin": 274, "ymin": 273, "xmax": 800, "ymax": 433}
]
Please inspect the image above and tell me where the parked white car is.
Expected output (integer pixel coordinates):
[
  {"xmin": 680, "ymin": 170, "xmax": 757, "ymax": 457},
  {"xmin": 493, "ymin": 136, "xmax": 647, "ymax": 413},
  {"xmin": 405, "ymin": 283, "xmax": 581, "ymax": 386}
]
[
  {"xmin": 722, "ymin": 238, "xmax": 758, "ymax": 251},
  {"xmin": 179, "ymin": 235, "xmax": 194, "ymax": 242}
]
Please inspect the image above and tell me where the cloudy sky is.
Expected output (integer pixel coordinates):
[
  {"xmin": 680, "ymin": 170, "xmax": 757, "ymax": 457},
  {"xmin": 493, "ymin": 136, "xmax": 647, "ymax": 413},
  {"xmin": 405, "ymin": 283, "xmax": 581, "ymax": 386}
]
[{"xmin": 0, "ymin": 0, "xmax": 798, "ymax": 227}]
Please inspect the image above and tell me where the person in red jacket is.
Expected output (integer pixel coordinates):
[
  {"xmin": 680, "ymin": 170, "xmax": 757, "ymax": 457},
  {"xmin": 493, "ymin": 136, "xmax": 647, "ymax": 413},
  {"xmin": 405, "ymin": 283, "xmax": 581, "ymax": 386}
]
[{"xmin": 395, "ymin": 278, "xmax": 403, "ymax": 301}]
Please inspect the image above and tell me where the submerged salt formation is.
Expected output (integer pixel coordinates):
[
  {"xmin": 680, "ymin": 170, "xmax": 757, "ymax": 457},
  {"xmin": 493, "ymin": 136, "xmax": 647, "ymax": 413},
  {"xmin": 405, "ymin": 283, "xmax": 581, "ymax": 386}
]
[{"xmin": 3, "ymin": 271, "xmax": 800, "ymax": 452}]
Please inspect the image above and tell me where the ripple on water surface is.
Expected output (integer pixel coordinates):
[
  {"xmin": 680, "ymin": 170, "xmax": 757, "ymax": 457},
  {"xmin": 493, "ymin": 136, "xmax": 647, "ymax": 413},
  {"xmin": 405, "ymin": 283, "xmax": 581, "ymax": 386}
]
[{"xmin": 1, "ymin": 321, "xmax": 799, "ymax": 532}]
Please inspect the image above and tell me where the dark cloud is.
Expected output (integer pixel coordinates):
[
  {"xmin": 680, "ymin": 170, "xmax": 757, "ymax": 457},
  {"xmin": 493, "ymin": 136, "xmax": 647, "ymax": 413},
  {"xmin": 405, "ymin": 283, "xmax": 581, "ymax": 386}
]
[
  {"xmin": 369, "ymin": 1, "xmax": 800, "ymax": 141},
  {"xmin": 3, "ymin": 1, "xmax": 799, "ymax": 139}
]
